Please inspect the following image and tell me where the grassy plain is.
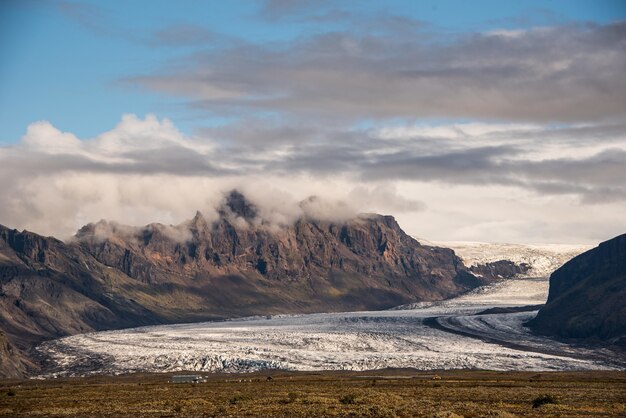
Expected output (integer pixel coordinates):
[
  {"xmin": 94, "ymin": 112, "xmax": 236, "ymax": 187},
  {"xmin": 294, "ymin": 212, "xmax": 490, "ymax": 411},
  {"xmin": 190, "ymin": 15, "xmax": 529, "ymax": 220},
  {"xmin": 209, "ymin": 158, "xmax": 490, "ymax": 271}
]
[{"xmin": 1, "ymin": 369, "xmax": 625, "ymax": 417}]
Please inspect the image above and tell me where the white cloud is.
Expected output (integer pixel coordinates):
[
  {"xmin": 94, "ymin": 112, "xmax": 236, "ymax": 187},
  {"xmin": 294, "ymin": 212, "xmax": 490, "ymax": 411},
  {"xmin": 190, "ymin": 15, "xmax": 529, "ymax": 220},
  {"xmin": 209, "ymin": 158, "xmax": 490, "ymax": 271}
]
[
  {"xmin": 0, "ymin": 114, "xmax": 625, "ymax": 245},
  {"xmin": 485, "ymin": 29, "xmax": 527, "ymax": 38},
  {"xmin": 21, "ymin": 121, "xmax": 82, "ymax": 154},
  {"xmin": 376, "ymin": 123, "xmax": 541, "ymax": 141}
]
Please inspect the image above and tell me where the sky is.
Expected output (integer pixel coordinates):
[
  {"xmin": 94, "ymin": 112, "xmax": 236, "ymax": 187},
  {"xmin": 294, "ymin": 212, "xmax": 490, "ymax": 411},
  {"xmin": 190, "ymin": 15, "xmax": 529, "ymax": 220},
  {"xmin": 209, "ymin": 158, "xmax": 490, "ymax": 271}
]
[{"xmin": 0, "ymin": 0, "xmax": 625, "ymax": 244}]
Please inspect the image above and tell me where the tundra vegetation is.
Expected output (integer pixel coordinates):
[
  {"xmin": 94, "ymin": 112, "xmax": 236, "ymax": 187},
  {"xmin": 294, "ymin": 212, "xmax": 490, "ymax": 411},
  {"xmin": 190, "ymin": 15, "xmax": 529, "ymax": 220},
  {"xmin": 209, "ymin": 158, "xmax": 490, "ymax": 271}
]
[{"xmin": 1, "ymin": 370, "xmax": 625, "ymax": 417}]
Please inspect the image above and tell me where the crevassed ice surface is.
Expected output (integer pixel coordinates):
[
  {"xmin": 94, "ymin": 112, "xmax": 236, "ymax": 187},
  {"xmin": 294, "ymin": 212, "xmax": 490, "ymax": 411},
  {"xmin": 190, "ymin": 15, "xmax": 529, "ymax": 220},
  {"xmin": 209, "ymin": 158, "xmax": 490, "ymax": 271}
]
[{"xmin": 38, "ymin": 274, "xmax": 624, "ymax": 377}]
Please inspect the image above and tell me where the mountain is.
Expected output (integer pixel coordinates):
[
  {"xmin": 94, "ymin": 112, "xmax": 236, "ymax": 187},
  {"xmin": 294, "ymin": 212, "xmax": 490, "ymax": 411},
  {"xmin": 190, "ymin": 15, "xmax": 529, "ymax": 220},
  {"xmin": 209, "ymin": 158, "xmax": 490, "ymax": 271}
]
[
  {"xmin": 0, "ymin": 191, "xmax": 485, "ymax": 377},
  {"xmin": 527, "ymin": 233, "xmax": 626, "ymax": 344},
  {"xmin": 0, "ymin": 224, "xmax": 169, "ymax": 378}
]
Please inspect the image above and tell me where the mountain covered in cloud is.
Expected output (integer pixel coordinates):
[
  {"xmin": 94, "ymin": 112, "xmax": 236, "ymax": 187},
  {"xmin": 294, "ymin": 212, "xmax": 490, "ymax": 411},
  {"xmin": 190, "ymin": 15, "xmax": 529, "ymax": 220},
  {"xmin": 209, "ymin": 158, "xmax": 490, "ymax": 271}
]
[
  {"xmin": 2, "ymin": 112, "xmax": 626, "ymax": 246},
  {"xmin": 0, "ymin": 191, "xmax": 489, "ymax": 377},
  {"xmin": 73, "ymin": 190, "xmax": 484, "ymax": 306}
]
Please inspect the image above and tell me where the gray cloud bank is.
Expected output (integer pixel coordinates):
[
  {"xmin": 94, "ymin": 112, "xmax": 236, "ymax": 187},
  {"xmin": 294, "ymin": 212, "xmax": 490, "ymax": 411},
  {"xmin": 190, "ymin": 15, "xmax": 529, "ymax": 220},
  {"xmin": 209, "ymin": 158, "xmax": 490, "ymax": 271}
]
[
  {"xmin": 128, "ymin": 20, "xmax": 626, "ymax": 123},
  {"xmin": 0, "ymin": 114, "xmax": 625, "ymax": 244}
]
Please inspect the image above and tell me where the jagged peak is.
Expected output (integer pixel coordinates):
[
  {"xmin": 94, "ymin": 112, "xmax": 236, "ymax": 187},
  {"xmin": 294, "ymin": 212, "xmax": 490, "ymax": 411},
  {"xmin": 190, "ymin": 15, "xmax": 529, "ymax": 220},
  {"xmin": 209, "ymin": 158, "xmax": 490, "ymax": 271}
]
[
  {"xmin": 70, "ymin": 191, "xmax": 410, "ymax": 244},
  {"xmin": 74, "ymin": 219, "xmax": 144, "ymax": 245},
  {"xmin": 190, "ymin": 210, "xmax": 207, "ymax": 227},
  {"xmin": 221, "ymin": 189, "xmax": 258, "ymax": 220}
]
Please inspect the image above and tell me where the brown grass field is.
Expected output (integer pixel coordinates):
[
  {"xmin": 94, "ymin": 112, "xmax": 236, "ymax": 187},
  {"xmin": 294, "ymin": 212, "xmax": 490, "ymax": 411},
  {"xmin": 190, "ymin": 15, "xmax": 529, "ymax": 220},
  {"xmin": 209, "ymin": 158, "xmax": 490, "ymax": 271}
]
[{"xmin": 1, "ymin": 369, "xmax": 625, "ymax": 417}]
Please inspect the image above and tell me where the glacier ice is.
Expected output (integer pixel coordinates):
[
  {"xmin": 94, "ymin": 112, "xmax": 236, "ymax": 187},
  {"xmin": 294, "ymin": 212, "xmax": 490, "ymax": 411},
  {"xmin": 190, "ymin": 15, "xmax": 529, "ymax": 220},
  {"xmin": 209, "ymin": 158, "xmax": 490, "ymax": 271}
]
[{"xmin": 37, "ymin": 271, "xmax": 623, "ymax": 376}]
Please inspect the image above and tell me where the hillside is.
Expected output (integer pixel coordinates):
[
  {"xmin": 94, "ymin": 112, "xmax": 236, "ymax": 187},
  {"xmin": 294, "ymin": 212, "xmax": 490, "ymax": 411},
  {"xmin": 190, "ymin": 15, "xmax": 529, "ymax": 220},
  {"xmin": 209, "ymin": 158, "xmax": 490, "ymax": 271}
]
[
  {"xmin": 0, "ymin": 191, "xmax": 485, "ymax": 377},
  {"xmin": 527, "ymin": 233, "xmax": 626, "ymax": 343}
]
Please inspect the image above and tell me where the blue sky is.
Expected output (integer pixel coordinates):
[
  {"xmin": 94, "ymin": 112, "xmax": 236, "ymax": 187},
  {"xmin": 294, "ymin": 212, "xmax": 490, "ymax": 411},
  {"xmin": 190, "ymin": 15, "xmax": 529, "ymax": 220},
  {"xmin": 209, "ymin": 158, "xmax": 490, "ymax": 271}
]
[{"xmin": 1, "ymin": 0, "xmax": 625, "ymax": 142}]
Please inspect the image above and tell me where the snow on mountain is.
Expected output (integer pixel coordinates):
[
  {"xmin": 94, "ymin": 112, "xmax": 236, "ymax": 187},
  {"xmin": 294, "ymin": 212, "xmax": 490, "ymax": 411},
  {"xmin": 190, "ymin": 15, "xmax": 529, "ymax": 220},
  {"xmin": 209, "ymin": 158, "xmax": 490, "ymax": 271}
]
[{"xmin": 436, "ymin": 241, "xmax": 591, "ymax": 279}]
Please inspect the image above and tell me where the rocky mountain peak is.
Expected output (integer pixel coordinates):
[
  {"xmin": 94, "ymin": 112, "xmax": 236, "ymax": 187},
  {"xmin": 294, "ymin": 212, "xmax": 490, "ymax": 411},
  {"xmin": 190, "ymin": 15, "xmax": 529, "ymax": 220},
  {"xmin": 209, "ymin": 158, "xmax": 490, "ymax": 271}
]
[
  {"xmin": 190, "ymin": 210, "xmax": 208, "ymax": 230},
  {"xmin": 221, "ymin": 190, "xmax": 258, "ymax": 220},
  {"xmin": 66, "ymin": 199, "xmax": 484, "ymax": 300},
  {"xmin": 0, "ymin": 210, "xmax": 490, "ymax": 378}
]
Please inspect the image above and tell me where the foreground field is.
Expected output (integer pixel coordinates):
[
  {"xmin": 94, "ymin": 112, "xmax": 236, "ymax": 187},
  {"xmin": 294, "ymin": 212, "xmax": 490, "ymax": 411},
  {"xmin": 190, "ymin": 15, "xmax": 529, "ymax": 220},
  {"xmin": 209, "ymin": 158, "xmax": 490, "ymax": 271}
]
[{"xmin": 1, "ymin": 370, "xmax": 625, "ymax": 417}]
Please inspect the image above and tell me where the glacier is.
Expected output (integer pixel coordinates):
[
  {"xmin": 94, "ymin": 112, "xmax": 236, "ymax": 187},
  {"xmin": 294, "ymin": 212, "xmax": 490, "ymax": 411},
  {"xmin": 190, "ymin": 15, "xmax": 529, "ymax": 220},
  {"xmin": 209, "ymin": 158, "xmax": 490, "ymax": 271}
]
[{"xmin": 37, "ymin": 268, "xmax": 624, "ymax": 377}]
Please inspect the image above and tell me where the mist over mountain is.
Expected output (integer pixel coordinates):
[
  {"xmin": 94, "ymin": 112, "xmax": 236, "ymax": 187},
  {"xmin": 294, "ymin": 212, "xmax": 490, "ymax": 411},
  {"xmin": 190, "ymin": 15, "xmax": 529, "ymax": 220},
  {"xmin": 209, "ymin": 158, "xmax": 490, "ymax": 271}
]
[
  {"xmin": 1, "ymin": 189, "xmax": 622, "ymax": 379},
  {"xmin": 0, "ymin": 191, "xmax": 492, "ymax": 377}
]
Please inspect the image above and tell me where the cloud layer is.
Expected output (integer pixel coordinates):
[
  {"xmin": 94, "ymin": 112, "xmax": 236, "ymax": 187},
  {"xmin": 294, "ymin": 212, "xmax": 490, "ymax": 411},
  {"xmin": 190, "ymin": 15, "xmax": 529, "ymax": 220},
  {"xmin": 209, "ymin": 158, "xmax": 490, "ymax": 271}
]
[
  {"xmin": 1, "ymin": 114, "xmax": 624, "ymax": 244},
  {"xmin": 128, "ymin": 20, "xmax": 626, "ymax": 123},
  {"xmin": 2, "ymin": 11, "xmax": 625, "ymax": 245}
]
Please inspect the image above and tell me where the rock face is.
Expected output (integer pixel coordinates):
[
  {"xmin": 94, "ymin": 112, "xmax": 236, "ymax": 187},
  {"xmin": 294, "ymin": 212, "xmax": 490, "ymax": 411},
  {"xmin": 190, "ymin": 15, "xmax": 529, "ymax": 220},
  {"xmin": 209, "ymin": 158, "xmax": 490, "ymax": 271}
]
[
  {"xmin": 0, "ymin": 225, "xmax": 174, "ymax": 378},
  {"xmin": 0, "ymin": 330, "xmax": 33, "ymax": 379},
  {"xmin": 75, "ymin": 193, "xmax": 481, "ymax": 308},
  {"xmin": 0, "ymin": 192, "xmax": 485, "ymax": 377},
  {"xmin": 469, "ymin": 260, "xmax": 531, "ymax": 280},
  {"xmin": 527, "ymin": 233, "xmax": 626, "ymax": 342}
]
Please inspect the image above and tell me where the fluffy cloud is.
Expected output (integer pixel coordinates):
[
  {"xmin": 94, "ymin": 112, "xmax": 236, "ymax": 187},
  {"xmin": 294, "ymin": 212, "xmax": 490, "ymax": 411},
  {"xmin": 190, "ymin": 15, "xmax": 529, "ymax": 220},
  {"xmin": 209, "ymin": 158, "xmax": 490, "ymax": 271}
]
[{"xmin": 0, "ymin": 114, "xmax": 625, "ymax": 244}]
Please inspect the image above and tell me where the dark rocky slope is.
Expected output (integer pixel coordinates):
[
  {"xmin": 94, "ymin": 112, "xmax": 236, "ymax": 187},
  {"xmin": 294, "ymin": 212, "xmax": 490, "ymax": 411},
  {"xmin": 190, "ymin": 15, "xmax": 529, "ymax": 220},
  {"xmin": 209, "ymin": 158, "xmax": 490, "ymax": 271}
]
[
  {"xmin": 527, "ymin": 233, "xmax": 626, "ymax": 343},
  {"xmin": 0, "ymin": 192, "xmax": 487, "ymax": 377},
  {"xmin": 0, "ymin": 330, "xmax": 33, "ymax": 378},
  {"xmin": 469, "ymin": 259, "xmax": 531, "ymax": 280},
  {"xmin": 0, "ymin": 225, "xmax": 177, "ymax": 377}
]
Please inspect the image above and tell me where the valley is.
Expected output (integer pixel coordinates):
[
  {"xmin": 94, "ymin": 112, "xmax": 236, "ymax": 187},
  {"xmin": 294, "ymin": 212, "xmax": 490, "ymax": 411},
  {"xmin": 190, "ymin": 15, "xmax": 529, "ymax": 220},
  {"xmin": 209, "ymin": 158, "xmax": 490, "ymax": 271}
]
[{"xmin": 37, "ymin": 272, "xmax": 624, "ymax": 377}]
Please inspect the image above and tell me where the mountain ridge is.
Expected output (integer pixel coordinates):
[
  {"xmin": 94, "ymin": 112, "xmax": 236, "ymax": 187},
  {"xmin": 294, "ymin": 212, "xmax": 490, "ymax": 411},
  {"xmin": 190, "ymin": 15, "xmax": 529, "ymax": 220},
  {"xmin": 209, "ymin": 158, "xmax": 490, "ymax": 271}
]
[{"xmin": 0, "ymin": 192, "xmax": 490, "ymax": 377}]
